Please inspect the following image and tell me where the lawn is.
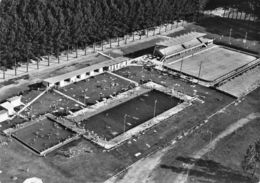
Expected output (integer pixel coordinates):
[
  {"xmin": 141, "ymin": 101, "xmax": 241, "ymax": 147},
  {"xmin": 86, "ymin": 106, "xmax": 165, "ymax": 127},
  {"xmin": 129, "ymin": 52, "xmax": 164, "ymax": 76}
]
[
  {"xmin": 58, "ymin": 72, "xmax": 133, "ymax": 105},
  {"xmin": 22, "ymin": 90, "xmax": 83, "ymax": 117},
  {"xmin": 149, "ymin": 87, "xmax": 260, "ymax": 183},
  {"xmin": 12, "ymin": 117, "xmax": 76, "ymax": 154}
]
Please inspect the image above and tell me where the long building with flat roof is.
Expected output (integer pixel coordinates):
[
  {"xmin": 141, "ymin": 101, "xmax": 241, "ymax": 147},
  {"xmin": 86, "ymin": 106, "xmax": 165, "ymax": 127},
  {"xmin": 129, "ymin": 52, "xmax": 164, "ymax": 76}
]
[{"xmin": 43, "ymin": 56, "xmax": 130, "ymax": 88}]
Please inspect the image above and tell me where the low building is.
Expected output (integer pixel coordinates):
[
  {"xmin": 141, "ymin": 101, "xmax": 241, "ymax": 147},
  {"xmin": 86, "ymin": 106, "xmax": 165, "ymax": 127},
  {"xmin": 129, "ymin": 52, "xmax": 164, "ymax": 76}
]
[{"xmin": 43, "ymin": 57, "xmax": 130, "ymax": 88}]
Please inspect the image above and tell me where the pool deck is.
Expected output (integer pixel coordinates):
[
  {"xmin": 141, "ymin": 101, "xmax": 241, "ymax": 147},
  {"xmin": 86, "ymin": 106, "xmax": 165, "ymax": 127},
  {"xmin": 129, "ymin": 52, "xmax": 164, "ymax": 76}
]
[
  {"xmin": 67, "ymin": 82, "xmax": 194, "ymax": 122},
  {"xmin": 68, "ymin": 81, "xmax": 197, "ymax": 149}
]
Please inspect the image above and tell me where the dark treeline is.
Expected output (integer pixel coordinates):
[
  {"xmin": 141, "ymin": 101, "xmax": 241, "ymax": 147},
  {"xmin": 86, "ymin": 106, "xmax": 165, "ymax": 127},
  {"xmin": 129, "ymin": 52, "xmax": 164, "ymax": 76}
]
[
  {"xmin": 205, "ymin": 0, "xmax": 260, "ymax": 19},
  {"xmin": 0, "ymin": 0, "xmax": 203, "ymax": 68}
]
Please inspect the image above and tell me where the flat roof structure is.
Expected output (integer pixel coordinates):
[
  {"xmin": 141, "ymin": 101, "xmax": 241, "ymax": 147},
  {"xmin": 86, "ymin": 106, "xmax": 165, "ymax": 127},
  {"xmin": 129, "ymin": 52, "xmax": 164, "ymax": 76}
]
[
  {"xmin": 159, "ymin": 45, "xmax": 186, "ymax": 56},
  {"xmin": 43, "ymin": 56, "xmax": 129, "ymax": 87},
  {"xmin": 182, "ymin": 39, "xmax": 202, "ymax": 49},
  {"xmin": 156, "ymin": 32, "xmax": 206, "ymax": 47}
]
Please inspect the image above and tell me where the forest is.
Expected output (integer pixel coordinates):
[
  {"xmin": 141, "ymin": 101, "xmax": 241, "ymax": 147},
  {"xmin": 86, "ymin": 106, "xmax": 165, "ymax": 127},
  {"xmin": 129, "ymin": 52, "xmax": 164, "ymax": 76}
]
[{"xmin": 0, "ymin": 0, "xmax": 259, "ymax": 68}]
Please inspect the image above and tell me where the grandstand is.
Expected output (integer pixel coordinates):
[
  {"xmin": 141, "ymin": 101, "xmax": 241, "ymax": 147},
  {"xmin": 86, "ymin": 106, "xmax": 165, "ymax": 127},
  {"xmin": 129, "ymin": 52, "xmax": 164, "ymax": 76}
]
[
  {"xmin": 149, "ymin": 31, "xmax": 259, "ymax": 87},
  {"xmin": 154, "ymin": 32, "xmax": 213, "ymax": 61}
]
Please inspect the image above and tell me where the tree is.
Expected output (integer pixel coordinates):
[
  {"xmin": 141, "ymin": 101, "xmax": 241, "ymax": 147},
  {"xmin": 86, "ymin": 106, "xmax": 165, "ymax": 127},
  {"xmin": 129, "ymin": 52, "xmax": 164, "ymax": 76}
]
[
  {"xmin": 0, "ymin": 0, "xmax": 214, "ymax": 68},
  {"xmin": 242, "ymin": 140, "xmax": 260, "ymax": 177}
]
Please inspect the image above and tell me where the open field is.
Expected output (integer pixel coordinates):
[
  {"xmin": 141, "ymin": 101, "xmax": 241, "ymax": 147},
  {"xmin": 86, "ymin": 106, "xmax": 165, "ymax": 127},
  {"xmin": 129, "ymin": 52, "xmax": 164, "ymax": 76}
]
[
  {"xmin": 165, "ymin": 46, "xmax": 257, "ymax": 82},
  {"xmin": 12, "ymin": 117, "xmax": 76, "ymax": 155},
  {"xmin": 59, "ymin": 72, "xmax": 133, "ymax": 105},
  {"xmin": 140, "ymin": 87, "xmax": 260, "ymax": 183},
  {"xmin": 82, "ymin": 89, "xmax": 182, "ymax": 140},
  {"xmin": 218, "ymin": 65, "xmax": 260, "ymax": 97}
]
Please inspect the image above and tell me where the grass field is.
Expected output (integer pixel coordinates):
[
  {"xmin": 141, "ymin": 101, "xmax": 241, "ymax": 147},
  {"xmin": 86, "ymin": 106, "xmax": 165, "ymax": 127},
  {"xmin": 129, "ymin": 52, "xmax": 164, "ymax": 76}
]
[
  {"xmin": 82, "ymin": 90, "xmax": 182, "ymax": 140},
  {"xmin": 12, "ymin": 117, "xmax": 76, "ymax": 154},
  {"xmin": 59, "ymin": 72, "xmax": 133, "ymax": 105},
  {"xmin": 165, "ymin": 46, "xmax": 257, "ymax": 81},
  {"xmin": 147, "ymin": 87, "xmax": 260, "ymax": 183},
  {"xmin": 0, "ymin": 116, "xmax": 26, "ymax": 132},
  {"xmin": 21, "ymin": 90, "xmax": 83, "ymax": 117}
]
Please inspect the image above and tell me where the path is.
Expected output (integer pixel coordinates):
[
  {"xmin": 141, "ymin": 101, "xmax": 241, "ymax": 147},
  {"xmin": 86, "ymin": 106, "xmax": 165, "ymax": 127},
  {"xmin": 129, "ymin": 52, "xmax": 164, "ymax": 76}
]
[
  {"xmin": 53, "ymin": 89, "xmax": 86, "ymax": 107},
  {"xmin": 107, "ymin": 71, "xmax": 139, "ymax": 86},
  {"xmin": 14, "ymin": 87, "xmax": 51, "ymax": 117},
  {"xmin": 172, "ymin": 112, "xmax": 260, "ymax": 183}
]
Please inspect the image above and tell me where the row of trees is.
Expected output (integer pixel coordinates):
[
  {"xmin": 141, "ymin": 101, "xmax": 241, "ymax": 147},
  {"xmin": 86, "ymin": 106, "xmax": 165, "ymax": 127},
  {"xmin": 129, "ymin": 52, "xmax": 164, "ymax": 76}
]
[
  {"xmin": 205, "ymin": 0, "xmax": 260, "ymax": 20},
  {"xmin": 0, "ymin": 0, "xmax": 203, "ymax": 68}
]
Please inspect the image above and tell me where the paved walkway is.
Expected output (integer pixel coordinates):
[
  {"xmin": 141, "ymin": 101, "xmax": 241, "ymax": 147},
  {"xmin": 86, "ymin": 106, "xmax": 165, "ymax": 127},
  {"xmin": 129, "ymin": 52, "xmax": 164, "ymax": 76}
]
[
  {"xmin": 15, "ymin": 87, "xmax": 51, "ymax": 117},
  {"xmin": 53, "ymin": 89, "xmax": 86, "ymax": 107},
  {"xmin": 107, "ymin": 71, "xmax": 139, "ymax": 86}
]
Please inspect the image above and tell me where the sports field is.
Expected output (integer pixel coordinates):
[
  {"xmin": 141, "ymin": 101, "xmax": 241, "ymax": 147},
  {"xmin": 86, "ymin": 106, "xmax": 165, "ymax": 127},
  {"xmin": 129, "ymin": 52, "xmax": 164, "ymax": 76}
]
[{"xmin": 165, "ymin": 46, "xmax": 257, "ymax": 82}]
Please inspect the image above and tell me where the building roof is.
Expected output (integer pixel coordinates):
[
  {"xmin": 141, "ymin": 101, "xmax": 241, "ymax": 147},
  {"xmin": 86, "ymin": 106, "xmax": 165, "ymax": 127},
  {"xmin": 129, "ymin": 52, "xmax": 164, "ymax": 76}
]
[
  {"xmin": 198, "ymin": 37, "xmax": 213, "ymax": 44},
  {"xmin": 0, "ymin": 102, "xmax": 13, "ymax": 112},
  {"xmin": 158, "ymin": 45, "xmax": 185, "ymax": 56},
  {"xmin": 156, "ymin": 32, "xmax": 206, "ymax": 47},
  {"xmin": 156, "ymin": 32, "xmax": 208, "ymax": 57},
  {"xmin": 182, "ymin": 38, "xmax": 202, "ymax": 49},
  {"xmin": 7, "ymin": 96, "xmax": 21, "ymax": 102},
  {"xmin": 44, "ymin": 57, "xmax": 129, "ymax": 84}
]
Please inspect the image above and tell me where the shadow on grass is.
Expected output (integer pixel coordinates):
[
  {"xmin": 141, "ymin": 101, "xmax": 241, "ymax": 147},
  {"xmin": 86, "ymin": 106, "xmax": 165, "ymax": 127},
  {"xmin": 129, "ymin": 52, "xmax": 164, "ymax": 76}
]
[
  {"xmin": 196, "ymin": 16, "xmax": 260, "ymax": 41},
  {"xmin": 167, "ymin": 16, "xmax": 260, "ymax": 54},
  {"xmin": 160, "ymin": 156, "xmax": 258, "ymax": 183}
]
